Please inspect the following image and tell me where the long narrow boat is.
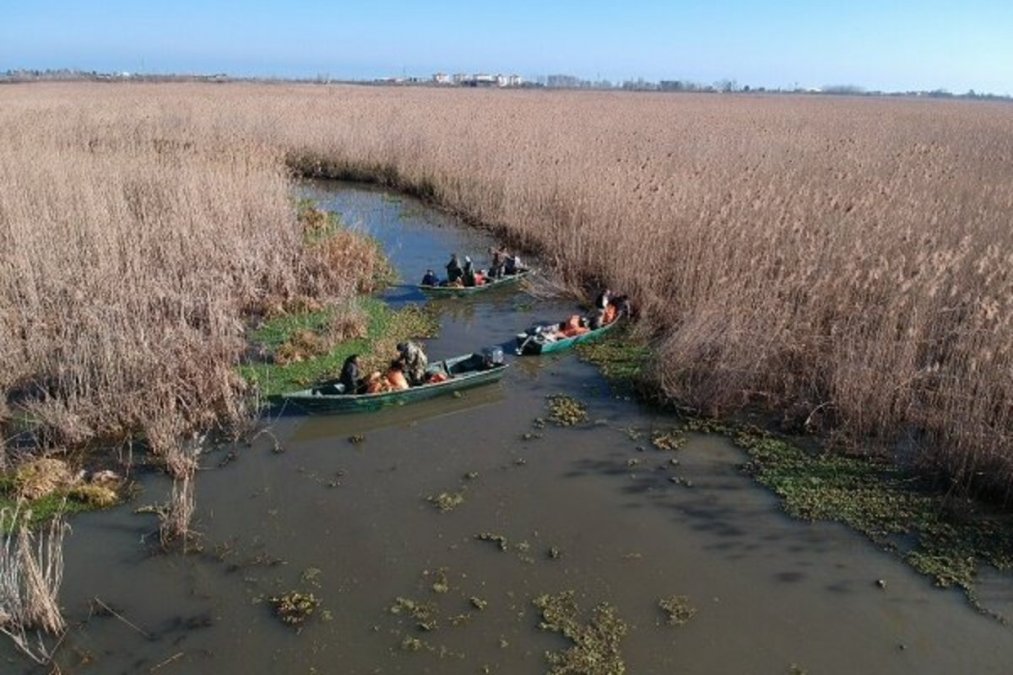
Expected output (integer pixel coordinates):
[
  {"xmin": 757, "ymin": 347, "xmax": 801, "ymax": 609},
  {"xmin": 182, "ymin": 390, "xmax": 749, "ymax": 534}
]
[
  {"xmin": 418, "ymin": 269, "xmax": 531, "ymax": 296},
  {"xmin": 515, "ymin": 319, "xmax": 620, "ymax": 355},
  {"xmin": 278, "ymin": 352, "xmax": 508, "ymax": 413}
]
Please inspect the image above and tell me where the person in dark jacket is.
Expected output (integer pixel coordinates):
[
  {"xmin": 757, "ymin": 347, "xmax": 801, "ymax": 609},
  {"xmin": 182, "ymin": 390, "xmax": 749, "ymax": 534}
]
[
  {"xmin": 339, "ymin": 354, "xmax": 364, "ymax": 394},
  {"xmin": 489, "ymin": 247, "xmax": 505, "ymax": 278},
  {"xmin": 462, "ymin": 256, "xmax": 477, "ymax": 286},
  {"xmin": 589, "ymin": 289, "xmax": 611, "ymax": 328},
  {"xmin": 421, "ymin": 269, "xmax": 439, "ymax": 286},
  {"xmin": 446, "ymin": 254, "xmax": 463, "ymax": 285}
]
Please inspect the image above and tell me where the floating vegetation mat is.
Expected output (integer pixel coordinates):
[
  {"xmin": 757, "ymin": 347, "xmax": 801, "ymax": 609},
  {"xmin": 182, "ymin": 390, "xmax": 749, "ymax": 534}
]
[
  {"xmin": 736, "ymin": 426, "xmax": 1013, "ymax": 612},
  {"xmin": 428, "ymin": 491, "xmax": 465, "ymax": 513},
  {"xmin": 390, "ymin": 596, "xmax": 439, "ymax": 631},
  {"xmin": 270, "ymin": 591, "xmax": 320, "ymax": 626},
  {"xmin": 546, "ymin": 395, "xmax": 588, "ymax": 427},
  {"xmin": 651, "ymin": 429, "xmax": 686, "ymax": 451},
  {"xmin": 659, "ymin": 595, "xmax": 696, "ymax": 626},
  {"xmin": 533, "ymin": 591, "xmax": 628, "ymax": 675},
  {"xmin": 475, "ymin": 532, "xmax": 510, "ymax": 551}
]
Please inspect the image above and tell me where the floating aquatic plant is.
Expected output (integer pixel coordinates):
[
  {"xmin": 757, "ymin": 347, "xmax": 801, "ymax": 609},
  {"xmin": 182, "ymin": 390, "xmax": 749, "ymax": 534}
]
[
  {"xmin": 270, "ymin": 591, "xmax": 320, "ymax": 626},
  {"xmin": 659, "ymin": 595, "xmax": 696, "ymax": 626},
  {"xmin": 533, "ymin": 590, "xmax": 628, "ymax": 675},
  {"xmin": 428, "ymin": 491, "xmax": 465, "ymax": 513},
  {"xmin": 546, "ymin": 395, "xmax": 588, "ymax": 427}
]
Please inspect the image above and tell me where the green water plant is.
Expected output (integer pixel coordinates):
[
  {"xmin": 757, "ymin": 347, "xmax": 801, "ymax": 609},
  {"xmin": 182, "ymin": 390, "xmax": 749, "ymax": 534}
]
[
  {"xmin": 658, "ymin": 595, "xmax": 696, "ymax": 626},
  {"xmin": 546, "ymin": 395, "xmax": 588, "ymax": 427},
  {"xmin": 533, "ymin": 591, "xmax": 628, "ymax": 675}
]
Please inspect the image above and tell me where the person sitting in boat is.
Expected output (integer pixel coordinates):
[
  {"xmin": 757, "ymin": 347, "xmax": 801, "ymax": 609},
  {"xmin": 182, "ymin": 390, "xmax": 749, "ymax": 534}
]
[
  {"xmin": 559, "ymin": 314, "xmax": 590, "ymax": 338},
  {"xmin": 396, "ymin": 341, "xmax": 429, "ymax": 386},
  {"xmin": 504, "ymin": 253, "xmax": 524, "ymax": 275},
  {"xmin": 488, "ymin": 247, "xmax": 506, "ymax": 279},
  {"xmin": 474, "ymin": 269, "xmax": 487, "ymax": 286},
  {"xmin": 462, "ymin": 256, "xmax": 478, "ymax": 287},
  {"xmin": 446, "ymin": 253, "xmax": 464, "ymax": 285},
  {"xmin": 364, "ymin": 371, "xmax": 389, "ymax": 394},
  {"xmin": 613, "ymin": 294, "xmax": 632, "ymax": 319},
  {"xmin": 386, "ymin": 360, "xmax": 410, "ymax": 391},
  {"xmin": 421, "ymin": 269, "xmax": 439, "ymax": 287},
  {"xmin": 339, "ymin": 354, "xmax": 365, "ymax": 394}
]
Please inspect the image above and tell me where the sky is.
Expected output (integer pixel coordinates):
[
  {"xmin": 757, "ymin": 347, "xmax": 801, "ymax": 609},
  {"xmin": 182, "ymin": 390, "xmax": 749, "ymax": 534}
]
[{"xmin": 2, "ymin": 1, "xmax": 1011, "ymax": 94}]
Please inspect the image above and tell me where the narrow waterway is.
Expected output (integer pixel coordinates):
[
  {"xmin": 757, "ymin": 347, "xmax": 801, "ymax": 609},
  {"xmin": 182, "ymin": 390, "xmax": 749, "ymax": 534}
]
[{"xmin": 9, "ymin": 182, "xmax": 1013, "ymax": 674}]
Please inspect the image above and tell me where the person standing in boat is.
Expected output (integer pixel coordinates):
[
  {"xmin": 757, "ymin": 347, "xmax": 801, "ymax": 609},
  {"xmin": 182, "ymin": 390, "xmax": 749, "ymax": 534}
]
[
  {"xmin": 339, "ymin": 354, "xmax": 365, "ymax": 394},
  {"xmin": 463, "ymin": 256, "xmax": 477, "ymax": 287},
  {"xmin": 421, "ymin": 269, "xmax": 439, "ymax": 287},
  {"xmin": 589, "ymin": 288, "xmax": 611, "ymax": 329},
  {"xmin": 446, "ymin": 254, "xmax": 463, "ymax": 285},
  {"xmin": 396, "ymin": 341, "xmax": 429, "ymax": 386},
  {"xmin": 488, "ymin": 247, "xmax": 505, "ymax": 279}
]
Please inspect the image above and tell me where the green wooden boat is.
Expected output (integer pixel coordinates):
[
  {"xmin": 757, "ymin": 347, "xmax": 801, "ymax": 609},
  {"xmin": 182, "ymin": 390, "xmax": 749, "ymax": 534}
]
[
  {"xmin": 515, "ymin": 319, "xmax": 619, "ymax": 355},
  {"xmin": 419, "ymin": 270, "xmax": 531, "ymax": 296},
  {"xmin": 279, "ymin": 352, "xmax": 508, "ymax": 413}
]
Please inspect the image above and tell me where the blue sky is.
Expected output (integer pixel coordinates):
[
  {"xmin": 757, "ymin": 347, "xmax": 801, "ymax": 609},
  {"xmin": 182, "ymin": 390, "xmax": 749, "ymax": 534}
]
[{"xmin": 2, "ymin": 1, "xmax": 1010, "ymax": 93}]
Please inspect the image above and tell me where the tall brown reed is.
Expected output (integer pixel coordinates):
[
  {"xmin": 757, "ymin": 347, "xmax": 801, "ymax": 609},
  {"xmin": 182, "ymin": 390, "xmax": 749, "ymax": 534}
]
[
  {"xmin": 2, "ymin": 83, "xmax": 1011, "ymax": 499},
  {"xmin": 0, "ymin": 507, "xmax": 68, "ymax": 664}
]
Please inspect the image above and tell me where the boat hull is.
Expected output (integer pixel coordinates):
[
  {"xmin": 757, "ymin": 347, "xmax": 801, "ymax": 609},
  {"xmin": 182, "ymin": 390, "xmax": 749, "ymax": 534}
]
[
  {"xmin": 278, "ymin": 354, "xmax": 508, "ymax": 414},
  {"xmin": 419, "ymin": 270, "xmax": 530, "ymax": 296},
  {"xmin": 516, "ymin": 319, "xmax": 618, "ymax": 355}
]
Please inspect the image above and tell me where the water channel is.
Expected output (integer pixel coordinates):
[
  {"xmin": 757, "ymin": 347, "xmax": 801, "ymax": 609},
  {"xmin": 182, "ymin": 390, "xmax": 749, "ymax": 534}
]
[{"xmin": 7, "ymin": 182, "xmax": 1013, "ymax": 674}]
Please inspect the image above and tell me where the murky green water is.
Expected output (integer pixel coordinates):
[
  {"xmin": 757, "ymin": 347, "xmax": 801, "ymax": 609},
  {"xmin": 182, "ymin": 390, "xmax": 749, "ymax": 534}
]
[{"xmin": 8, "ymin": 182, "xmax": 1013, "ymax": 674}]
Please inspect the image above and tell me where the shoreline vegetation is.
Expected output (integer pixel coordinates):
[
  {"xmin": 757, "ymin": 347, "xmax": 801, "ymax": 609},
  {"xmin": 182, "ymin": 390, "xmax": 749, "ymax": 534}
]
[{"xmin": 1, "ymin": 82, "xmax": 1012, "ymax": 646}]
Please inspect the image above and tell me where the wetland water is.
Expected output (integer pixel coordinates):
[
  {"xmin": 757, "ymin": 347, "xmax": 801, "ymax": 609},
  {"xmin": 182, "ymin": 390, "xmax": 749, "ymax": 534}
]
[{"xmin": 9, "ymin": 182, "xmax": 1013, "ymax": 674}]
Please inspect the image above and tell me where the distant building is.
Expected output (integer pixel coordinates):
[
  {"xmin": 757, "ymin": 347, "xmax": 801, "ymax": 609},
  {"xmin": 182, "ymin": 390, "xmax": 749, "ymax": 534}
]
[
  {"xmin": 433, "ymin": 72, "xmax": 451, "ymax": 84},
  {"xmin": 546, "ymin": 74, "xmax": 580, "ymax": 89}
]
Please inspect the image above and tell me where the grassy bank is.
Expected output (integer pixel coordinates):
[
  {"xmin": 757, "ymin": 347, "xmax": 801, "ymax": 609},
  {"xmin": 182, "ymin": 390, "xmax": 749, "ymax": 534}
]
[{"xmin": 241, "ymin": 298, "xmax": 438, "ymax": 397}]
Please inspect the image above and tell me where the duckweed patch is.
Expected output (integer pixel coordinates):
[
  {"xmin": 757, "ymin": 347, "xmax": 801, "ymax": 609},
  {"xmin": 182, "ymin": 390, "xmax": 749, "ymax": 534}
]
[
  {"xmin": 659, "ymin": 595, "xmax": 696, "ymax": 626},
  {"xmin": 428, "ymin": 491, "xmax": 465, "ymax": 513},
  {"xmin": 546, "ymin": 395, "xmax": 588, "ymax": 427},
  {"xmin": 390, "ymin": 596, "xmax": 439, "ymax": 631},
  {"xmin": 735, "ymin": 427, "xmax": 1013, "ymax": 607},
  {"xmin": 533, "ymin": 591, "xmax": 628, "ymax": 675},
  {"xmin": 475, "ymin": 532, "xmax": 509, "ymax": 551},
  {"xmin": 270, "ymin": 591, "xmax": 321, "ymax": 627}
]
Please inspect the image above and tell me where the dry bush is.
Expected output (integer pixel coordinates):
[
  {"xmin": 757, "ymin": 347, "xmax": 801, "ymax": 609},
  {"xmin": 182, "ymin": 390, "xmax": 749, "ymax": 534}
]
[{"xmin": 2, "ymin": 83, "xmax": 1011, "ymax": 498}]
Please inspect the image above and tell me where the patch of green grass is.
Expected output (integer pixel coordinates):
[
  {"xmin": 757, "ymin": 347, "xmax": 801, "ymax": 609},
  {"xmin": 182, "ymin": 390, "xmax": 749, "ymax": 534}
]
[
  {"xmin": 0, "ymin": 475, "xmax": 98, "ymax": 533},
  {"xmin": 241, "ymin": 298, "xmax": 438, "ymax": 397}
]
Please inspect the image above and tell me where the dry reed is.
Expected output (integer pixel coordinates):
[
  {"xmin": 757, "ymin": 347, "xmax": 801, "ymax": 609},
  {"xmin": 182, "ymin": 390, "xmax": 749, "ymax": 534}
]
[
  {"xmin": 2, "ymin": 83, "xmax": 1011, "ymax": 498},
  {"xmin": 0, "ymin": 506, "xmax": 68, "ymax": 664}
]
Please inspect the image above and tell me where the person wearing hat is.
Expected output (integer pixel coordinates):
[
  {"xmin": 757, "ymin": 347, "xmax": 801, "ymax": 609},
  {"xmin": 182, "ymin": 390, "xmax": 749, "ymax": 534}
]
[{"xmin": 396, "ymin": 340, "xmax": 429, "ymax": 386}]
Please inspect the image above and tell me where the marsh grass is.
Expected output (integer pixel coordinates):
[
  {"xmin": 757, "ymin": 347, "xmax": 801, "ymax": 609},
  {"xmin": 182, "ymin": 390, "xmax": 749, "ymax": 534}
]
[
  {"xmin": 0, "ymin": 507, "xmax": 68, "ymax": 664},
  {"xmin": 2, "ymin": 82, "xmax": 1012, "ymax": 500}
]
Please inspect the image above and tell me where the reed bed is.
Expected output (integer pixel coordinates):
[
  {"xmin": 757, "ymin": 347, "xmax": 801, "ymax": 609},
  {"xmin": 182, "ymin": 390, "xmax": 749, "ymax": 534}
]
[{"xmin": 2, "ymin": 83, "xmax": 1012, "ymax": 498}]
